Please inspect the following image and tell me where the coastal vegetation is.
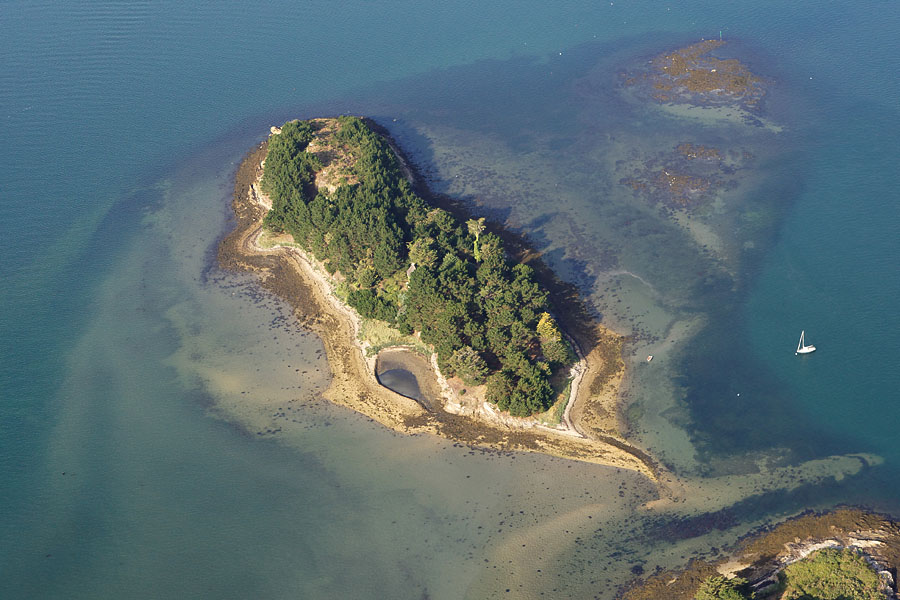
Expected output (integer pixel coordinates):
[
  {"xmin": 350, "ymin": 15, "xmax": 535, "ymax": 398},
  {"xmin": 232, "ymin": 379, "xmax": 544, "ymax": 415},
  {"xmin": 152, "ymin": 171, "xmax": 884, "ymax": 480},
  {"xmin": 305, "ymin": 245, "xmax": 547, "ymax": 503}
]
[
  {"xmin": 260, "ymin": 117, "xmax": 575, "ymax": 416},
  {"xmin": 694, "ymin": 576, "xmax": 749, "ymax": 600},
  {"xmin": 623, "ymin": 510, "xmax": 898, "ymax": 600},
  {"xmin": 777, "ymin": 548, "xmax": 883, "ymax": 600},
  {"xmin": 693, "ymin": 549, "xmax": 883, "ymax": 599}
]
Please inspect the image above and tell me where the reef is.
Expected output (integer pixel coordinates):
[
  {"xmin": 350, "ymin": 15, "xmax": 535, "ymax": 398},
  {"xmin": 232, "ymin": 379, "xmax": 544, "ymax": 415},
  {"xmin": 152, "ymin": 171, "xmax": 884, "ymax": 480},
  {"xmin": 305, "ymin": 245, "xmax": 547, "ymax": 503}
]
[
  {"xmin": 618, "ymin": 142, "xmax": 752, "ymax": 210},
  {"xmin": 622, "ymin": 40, "xmax": 767, "ymax": 112}
]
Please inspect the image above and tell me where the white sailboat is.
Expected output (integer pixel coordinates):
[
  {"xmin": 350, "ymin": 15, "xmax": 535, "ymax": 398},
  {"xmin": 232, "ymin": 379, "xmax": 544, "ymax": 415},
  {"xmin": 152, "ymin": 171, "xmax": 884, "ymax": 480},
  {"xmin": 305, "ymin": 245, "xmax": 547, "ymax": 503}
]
[{"xmin": 795, "ymin": 330, "xmax": 816, "ymax": 355}]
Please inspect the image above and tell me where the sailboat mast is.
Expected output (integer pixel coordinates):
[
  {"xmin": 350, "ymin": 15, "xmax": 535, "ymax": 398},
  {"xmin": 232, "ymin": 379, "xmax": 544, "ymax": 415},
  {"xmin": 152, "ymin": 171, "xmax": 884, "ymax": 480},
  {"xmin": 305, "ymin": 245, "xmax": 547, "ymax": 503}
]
[{"xmin": 795, "ymin": 329, "xmax": 816, "ymax": 355}]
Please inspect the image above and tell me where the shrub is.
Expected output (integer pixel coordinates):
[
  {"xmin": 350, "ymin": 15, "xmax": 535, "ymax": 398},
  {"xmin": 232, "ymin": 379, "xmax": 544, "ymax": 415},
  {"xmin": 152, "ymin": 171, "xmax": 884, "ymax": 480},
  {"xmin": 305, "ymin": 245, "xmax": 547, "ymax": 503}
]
[
  {"xmin": 448, "ymin": 346, "xmax": 488, "ymax": 385},
  {"xmin": 694, "ymin": 576, "xmax": 748, "ymax": 600},
  {"xmin": 348, "ymin": 289, "xmax": 395, "ymax": 323}
]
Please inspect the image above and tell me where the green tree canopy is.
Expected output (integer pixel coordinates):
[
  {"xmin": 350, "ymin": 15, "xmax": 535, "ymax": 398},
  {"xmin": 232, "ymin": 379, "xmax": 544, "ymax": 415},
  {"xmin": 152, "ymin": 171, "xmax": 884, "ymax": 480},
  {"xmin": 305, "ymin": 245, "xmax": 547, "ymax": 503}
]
[{"xmin": 261, "ymin": 117, "xmax": 573, "ymax": 416}]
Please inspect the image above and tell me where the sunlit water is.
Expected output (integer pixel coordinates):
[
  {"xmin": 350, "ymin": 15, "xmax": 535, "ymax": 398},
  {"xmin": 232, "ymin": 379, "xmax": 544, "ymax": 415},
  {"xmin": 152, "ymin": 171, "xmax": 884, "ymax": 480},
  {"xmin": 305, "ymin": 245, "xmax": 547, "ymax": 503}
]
[{"xmin": 2, "ymin": 1, "xmax": 900, "ymax": 598}]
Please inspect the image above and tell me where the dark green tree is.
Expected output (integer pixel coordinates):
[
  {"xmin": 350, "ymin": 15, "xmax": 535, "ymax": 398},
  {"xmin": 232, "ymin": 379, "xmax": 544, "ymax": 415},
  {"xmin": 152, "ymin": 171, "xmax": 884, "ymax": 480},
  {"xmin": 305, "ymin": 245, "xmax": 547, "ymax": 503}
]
[
  {"xmin": 486, "ymin": 371, "xmax": 515, "ymax": 412},
  {"xmin": 407, "ymin": 236, "xmax": 438, "ymax": 268},
  {"xmin": 448, "ymin": 346, "xmax": 488, "ymax": 385},
  {"xmin": 261, "ymin": 116, "xmax": 575, "ymax": 417}
]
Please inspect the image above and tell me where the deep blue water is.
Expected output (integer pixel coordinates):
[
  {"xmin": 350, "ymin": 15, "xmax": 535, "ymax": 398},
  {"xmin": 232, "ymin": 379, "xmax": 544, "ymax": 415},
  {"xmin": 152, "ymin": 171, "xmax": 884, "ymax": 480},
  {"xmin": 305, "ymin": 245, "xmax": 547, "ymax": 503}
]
[{"xmin": 2, "ymin": 1, "xmax": 900, "ymax": 598}]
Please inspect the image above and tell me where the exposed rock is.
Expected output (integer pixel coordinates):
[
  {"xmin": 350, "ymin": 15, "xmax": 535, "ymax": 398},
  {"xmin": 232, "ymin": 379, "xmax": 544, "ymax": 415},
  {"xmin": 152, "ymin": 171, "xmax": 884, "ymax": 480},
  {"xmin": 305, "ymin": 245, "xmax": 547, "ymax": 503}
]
[
  {"xmin": 621, "ymin": 509, "xmax": 900, "ymax": 600},
  {"xmin": 622, "ymin": 40, "xmax": 767, "ymax": 112}
]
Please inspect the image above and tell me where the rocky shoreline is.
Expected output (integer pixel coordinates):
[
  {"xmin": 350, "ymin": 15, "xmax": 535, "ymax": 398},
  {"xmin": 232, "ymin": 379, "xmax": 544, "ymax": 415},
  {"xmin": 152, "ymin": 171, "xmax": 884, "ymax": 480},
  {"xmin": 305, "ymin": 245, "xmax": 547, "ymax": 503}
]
[
  {"xmin": 622, "ymin": 509, "xmax": 900, "ymax": 599},
  {"xmin": 217, "ymin": 125, "xmax": 659, "ymax": 479}
]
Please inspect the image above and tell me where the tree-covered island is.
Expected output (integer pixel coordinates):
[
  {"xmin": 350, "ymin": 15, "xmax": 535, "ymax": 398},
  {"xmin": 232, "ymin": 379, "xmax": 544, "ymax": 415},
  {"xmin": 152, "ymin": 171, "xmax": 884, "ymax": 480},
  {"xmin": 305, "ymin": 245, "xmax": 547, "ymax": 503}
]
[
  {"xmin": 260, "ymin": 116, "xmax": 575, "ymax": 417},
  {"xmin": 220, "ymin": 114, "xmax": 657, "ymax": 477}
]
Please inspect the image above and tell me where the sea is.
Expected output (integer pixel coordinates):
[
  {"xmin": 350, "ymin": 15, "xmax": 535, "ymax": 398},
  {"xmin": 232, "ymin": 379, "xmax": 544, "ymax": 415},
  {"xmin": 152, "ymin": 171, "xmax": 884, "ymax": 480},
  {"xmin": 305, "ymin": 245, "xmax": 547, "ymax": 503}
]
[{"xmin": 2, "ymin": 1, "xmax": 899, "ymax": 598}]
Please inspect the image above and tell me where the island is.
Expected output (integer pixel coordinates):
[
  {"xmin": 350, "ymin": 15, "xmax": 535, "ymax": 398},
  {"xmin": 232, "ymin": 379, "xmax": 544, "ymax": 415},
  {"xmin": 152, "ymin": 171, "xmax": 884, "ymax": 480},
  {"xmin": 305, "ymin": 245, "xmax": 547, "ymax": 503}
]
[
  {"xmin": 622, "ymin": 509, "xmax": 900, "ymax": 600},
  {"xmin": 218, "ymin": 115, "xmax": 657, "ymax": 478}
]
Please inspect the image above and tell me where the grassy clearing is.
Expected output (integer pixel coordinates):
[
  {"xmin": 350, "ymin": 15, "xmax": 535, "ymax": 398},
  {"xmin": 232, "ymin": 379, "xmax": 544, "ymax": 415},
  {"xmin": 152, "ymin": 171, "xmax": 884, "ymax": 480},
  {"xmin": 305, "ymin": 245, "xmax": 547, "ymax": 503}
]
[
  {"xmin": 256, "ymin": 228, "xmax": 302, "ymax": 250},
  {"xmin": 358, "ymin": 318, "xmax": 430, "ymax": 357},
  {"xmin": 777, "ymin": 548, "xmax": 883, "ymax": 600},
  {"xmin": 536, "ymin": 377, "xmax": 573, "ymax": 426},
  {"xmin": 333, "ymin": 280, "xmax": 350, "ymax": 303},
  {"xmin": 257, "ymin": 227, "xmax": 429, "ymax": 358}
]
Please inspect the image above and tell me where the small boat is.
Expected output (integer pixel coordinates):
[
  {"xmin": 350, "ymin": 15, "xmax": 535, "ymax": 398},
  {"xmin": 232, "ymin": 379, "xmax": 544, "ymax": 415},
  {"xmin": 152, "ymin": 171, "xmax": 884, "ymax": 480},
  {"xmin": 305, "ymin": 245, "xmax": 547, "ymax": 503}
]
[
  {"xmin": 795, "ymin": 330, "xmax": 816, "ymax": 355},
  {"xmin": 646, "ymin": 355, "xmax": 654, "ymax": 362}
]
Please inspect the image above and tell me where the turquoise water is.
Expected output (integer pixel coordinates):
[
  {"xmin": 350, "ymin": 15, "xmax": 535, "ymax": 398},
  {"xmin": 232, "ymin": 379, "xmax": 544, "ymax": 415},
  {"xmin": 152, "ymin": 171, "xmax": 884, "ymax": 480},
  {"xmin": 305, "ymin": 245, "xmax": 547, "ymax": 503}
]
[{"xmin": 2, "ymin": 1, "xmax": 900, "ymax": 598}]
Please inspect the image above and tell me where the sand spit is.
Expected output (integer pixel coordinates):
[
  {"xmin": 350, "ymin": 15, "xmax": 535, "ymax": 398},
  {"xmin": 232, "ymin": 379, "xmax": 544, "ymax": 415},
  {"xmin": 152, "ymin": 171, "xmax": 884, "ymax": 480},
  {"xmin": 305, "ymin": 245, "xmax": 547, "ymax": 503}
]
[
  {"xmin": 648, "ymin": 453, "xmax": 884, "ymax": 514},
  {"xmin": 218, "ymin": 132, "xmax": 658, "ymax": 480}
]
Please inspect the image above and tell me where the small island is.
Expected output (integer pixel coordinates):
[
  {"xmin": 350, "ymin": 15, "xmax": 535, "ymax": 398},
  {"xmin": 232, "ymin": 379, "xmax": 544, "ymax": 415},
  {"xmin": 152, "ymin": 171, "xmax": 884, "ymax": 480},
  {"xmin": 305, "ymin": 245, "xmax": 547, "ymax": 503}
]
[
  {"xmin": 623, "ymin": 509, "xmax": 900, "ymax": 600},
  {"xmin": 219, "ymin": 116, "xmax": 656, "ymax": 478}
]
